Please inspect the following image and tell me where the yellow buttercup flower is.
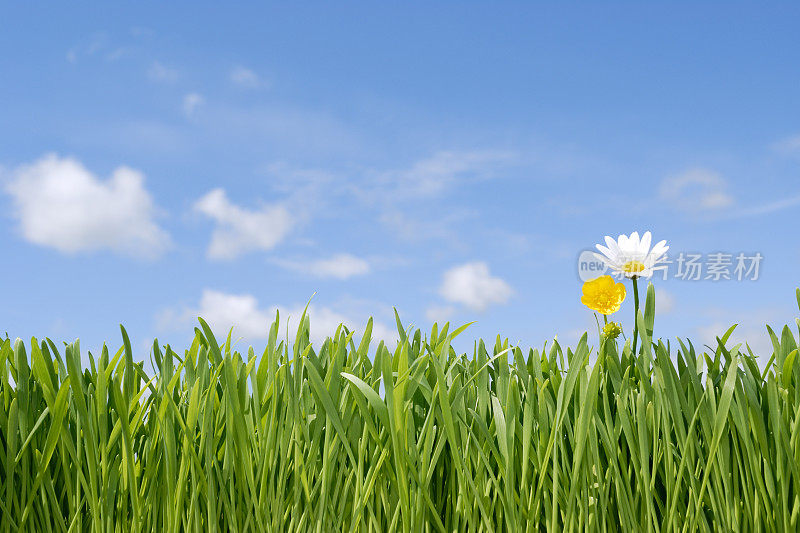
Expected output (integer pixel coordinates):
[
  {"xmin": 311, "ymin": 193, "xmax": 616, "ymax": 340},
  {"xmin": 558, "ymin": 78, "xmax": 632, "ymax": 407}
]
[{"xmin": 581, "ymin": 275, "xmax": 626, "ymax": 315}]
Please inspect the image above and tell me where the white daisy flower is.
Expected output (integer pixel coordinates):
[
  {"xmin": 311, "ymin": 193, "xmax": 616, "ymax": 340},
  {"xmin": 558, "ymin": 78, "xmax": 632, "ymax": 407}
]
[{"xmin": 593, "ymin": 231, "xmax": 669, "ymax": 279}]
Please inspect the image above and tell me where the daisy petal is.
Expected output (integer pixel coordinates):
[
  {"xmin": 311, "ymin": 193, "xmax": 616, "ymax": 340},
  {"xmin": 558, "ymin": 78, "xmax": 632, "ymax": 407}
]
[
  {"xmin": 605, "ymin": 235, "xmax": 622, "ymax": 257},
  {"xmin": 630, "ymin": 231, "xmax": 640, "ymax": 250},
  {"xmin": 618, "ymin": 234, "xmax": 629, "ymax": 253},
  {"xmin": 640, "ymin": 231, "xmax": 652, "ymax": 254},
  {"xmin": 593, "ymin": 252, "xmax": 614, "ymax": 266},
  {"xmin": 650, "ymin": 242, "xmax": 669, "ymax": 260},
  {"xmin": 595, "ymin": 244, "xmax": 614, "ymax": 260}
]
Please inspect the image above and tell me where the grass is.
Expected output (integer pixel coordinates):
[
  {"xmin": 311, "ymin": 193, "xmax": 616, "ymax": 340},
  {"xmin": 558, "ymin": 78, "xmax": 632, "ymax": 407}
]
[{"xmin": 2, "ymin": 284, "xmax": 800, "ymax": 531}]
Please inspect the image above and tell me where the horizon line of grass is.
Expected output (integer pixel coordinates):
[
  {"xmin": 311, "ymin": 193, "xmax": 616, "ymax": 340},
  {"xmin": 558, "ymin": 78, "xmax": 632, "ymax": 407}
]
[{"xmin": 2, "ymin": 286, "xmax": 800, "ymax": 531}]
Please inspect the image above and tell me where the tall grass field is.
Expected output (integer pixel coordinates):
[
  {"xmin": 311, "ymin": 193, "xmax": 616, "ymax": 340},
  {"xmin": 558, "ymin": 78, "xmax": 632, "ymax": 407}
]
[{"xmin": 2, "ymin": 284, "xmax": 800, "ymax": 531}]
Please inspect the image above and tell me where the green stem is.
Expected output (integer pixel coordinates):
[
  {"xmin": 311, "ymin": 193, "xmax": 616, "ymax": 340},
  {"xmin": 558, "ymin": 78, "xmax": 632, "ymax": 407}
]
[{"xmin": 632, "ymin": 276, "xmax": 640, "ymax": 354}]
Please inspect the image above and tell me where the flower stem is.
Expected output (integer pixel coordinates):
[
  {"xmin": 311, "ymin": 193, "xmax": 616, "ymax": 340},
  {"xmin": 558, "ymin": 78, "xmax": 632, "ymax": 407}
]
[{"xmin": 632, "ymin": 276, "xmax": 640, "ymax": 354}]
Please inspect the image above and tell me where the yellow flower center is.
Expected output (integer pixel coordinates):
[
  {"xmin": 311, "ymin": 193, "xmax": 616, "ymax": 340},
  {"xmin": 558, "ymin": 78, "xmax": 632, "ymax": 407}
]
[{"xmin": 622, "ymin": 260, "xmax": 645, "ymax": 274}]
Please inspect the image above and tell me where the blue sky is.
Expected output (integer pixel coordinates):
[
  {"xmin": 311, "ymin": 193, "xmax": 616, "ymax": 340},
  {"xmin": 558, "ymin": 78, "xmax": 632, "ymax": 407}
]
[{"xmin": 1, "ymin": 3, "xmax": 799, "ymax": 364}]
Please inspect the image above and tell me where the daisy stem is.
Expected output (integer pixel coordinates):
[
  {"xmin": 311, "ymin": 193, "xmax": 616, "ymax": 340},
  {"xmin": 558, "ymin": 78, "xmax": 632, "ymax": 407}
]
[{"xmin": 632, "ymin": 276, "xmax": 640, "ymax": 354}]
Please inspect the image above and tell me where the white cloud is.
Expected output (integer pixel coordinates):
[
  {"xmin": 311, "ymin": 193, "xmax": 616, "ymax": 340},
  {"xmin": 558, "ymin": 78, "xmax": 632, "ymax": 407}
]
[
  {"xmin": 439, "ymin": 262, "xmax": 513, "ymax": 312},
  {"xmin": 230, "ymin": 66, "xmax": 267, "ymax": 89},
  {"xmin": 183, "ymin": 93, "xmax": 204, "ymax": 118},
  {"xmin": 156, "ymin": 288, "xmax": 396, "ymax": 346},
  {"xmin": 659, "ymin": 168, "xmax": 734, "ymax": 211},
  {"xmin": 4, "ymin": 154, "xmax": 171, "ymax": 259},
  {"xmin": 147, "ymin": 61, "xmax": 178, "ymax": 83},
  {"xmin": 158, "ymin": 289, "xmax": 274, "ymax": 341},
  {"xmin": 194, "ymin": 188, "xmax": 293, "ymax": 260},
  {"xmin": 274, "ymin": 253, "xmax": 371, "ymax": 279}
]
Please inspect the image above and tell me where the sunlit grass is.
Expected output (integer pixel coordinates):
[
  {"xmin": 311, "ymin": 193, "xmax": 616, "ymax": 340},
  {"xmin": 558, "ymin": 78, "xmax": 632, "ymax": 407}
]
[{"xmin": 2, "ymin": 286, "xmax": 800, "ymax": 531}]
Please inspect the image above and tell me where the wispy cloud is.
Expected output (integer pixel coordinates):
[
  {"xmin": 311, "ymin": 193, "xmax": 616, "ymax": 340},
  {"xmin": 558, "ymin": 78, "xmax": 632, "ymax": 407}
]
[
  {"xmin": 732, "ymin": 194, "xmax": 800, "ymax": 217},
  {"xmin": 200, "ymin": 103, "xmax": 362, "ymax": 157},
  {"xmin": 230, "ymin": 65, "xmax": 268, "ymax": 89},
  {"xmin": 357, "ymin": 150, "xmax": 515, "ymax": 242},
  {"xmin": 363, "ymin": 150, "xmax": 516, "ymax": 202},
  {"xmin": 771, "ymin": 134, "xmax": 800, "ymax": 156},
  {"xmin": 66, "ymin": 32, "xmax": 131, "ymax": 63},
  {"xmin": 129, "ymin": 26, "xmax": 154, "ymax": 38},
  {"xmin": 4, "ymin": 154, "xmax": 171, "ymax": 259},
  {"xmin": 148, "ymin": 61, "xmax": 179, "ymax": 83},
  {"xmin": 272, "ymin": 253, "xmax": 371, "ymax": 279},
  {"xmin": 659, "ymin": 168, "xmax": 734, "ymax": 212},
  {"xmin": 379, "ymin": 208, "xmax": 473, "ymax": 245},
  {"xmin": 66, "ymin": 32, "xmax": 108, "ymax": 63},
  {"xmin": 260, "ymin": 150, "xmax": 511, "ymax": 246},
  {"xmin": 659, "ymin": 167, "xmax": 800, "ymax": 219},
  {"xmin": 182, "ymin": 93, "xmax": 205, "ymax": 118}
]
